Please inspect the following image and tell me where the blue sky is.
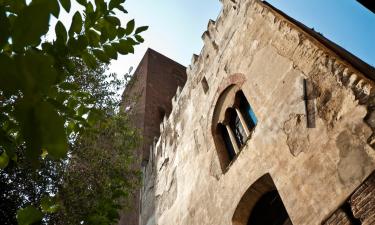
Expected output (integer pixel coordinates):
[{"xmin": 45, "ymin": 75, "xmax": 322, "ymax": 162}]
[{"xmin": 57, "ymin": 0, "xmax": 374, "ymax": 75}]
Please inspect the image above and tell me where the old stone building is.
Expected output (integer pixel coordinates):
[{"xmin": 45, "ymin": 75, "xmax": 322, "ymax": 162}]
[
  {"xmin": 121, "ymin": 0, "xmax": 375, "ymax": 225},
  {"xmin": 120, "ymin": 49, "xmax": 186, "ymax": 225}
]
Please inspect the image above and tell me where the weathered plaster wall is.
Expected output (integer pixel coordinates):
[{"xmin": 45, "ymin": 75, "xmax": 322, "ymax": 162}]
[{"xmin": 140, "ymin": 0, "xmax": 375, "ymax": 225}]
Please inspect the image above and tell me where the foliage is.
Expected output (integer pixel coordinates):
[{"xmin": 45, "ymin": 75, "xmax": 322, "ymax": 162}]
[
  {"xmin": 53, "ymin": 113, "xmax": 141, "ymax": 225},
  {"xmin": 0, "ymin": 0, "xmax": 148, "ymax": 167},
  {"xmin": 0, "ymin": 0, "xmax": 147, "ymax": 223},
  {"xmin": 0, "ymin": 57, "xmax": 138, "ymax": 224},
  {"xmin": 0, "ymin": 147, "xmax": 63, "ymax": 225}
]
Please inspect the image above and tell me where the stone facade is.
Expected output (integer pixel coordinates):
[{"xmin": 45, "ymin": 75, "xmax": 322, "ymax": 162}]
[{"xmin": 124, "ymin": 0, "xmax": 375, "ymax": 225}]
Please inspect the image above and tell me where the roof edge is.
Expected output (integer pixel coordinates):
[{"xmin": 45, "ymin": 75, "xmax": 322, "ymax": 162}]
[{"xmin": 261, "ymin": 0, "xmax": 375, "ymax": 81}]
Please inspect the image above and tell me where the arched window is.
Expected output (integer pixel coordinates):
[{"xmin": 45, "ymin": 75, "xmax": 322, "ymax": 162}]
[{"xmin": 212, "ymin": 85, "xmax": 258, "ymax": 171}]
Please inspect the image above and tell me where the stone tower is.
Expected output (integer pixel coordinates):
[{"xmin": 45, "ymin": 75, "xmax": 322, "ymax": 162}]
[{"xmin": 119, "ymin": 48, "xmax": 186, "ymax": 225}]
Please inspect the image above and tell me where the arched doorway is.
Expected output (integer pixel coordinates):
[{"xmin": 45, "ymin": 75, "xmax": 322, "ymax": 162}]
[
  {"xmin": 232, "ymin": 174, "xmax": 292, "ymax": 225},
  {"xmin": 247, "ymin": 190, "xmax": 292, "ymax": 225}
]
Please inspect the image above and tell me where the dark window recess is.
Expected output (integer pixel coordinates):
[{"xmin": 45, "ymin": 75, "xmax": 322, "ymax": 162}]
[
  {"xmin": 247, "ymin": 190, "xmax": 292, "ymax": 225},
  {"xmin": 236, "ymin": 91, "xmax": 257, "ymax": 130},
  {"xmin": 228, "ymin": 108, "xmax": 247, "ymax": 147},
  {"xmin": 201, "ymin": 77, "xmax": 209, "ymax": 93},
  {"xmin": 218, "ymin": 123, "xmax": 236, "ymax": 161}
]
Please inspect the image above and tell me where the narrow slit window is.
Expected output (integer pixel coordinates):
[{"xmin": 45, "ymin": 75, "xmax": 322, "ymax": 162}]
[{"xmin": 201, "ymin": 76, "xmax": 209, "ymax": 94}]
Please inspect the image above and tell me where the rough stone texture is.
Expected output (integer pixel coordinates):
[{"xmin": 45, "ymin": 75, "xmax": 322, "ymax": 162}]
[
  {"xmin": 119, "ymin": 48, "xmax": 186, "ymax": 225},
  {"xmin": 138, "ymin": 0, "xmax": 375, "ymax": 225}
]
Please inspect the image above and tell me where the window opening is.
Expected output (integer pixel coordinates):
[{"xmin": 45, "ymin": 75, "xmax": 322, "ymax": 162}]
[
  {"xmin": 201, "ymin": 76, "xmax": 209, "ymax": 94},
  {"xmin": 228, "ymin": 108, "xmax": 247, "ymax": 147},
  {"xmin": 218, "ymin": 123, "xmax": 236, "ymax": 161},
  {"xmin": 236, "ymin": 91, "xmax": 257, "ymax": 130},
  {"xmin": 212, "ymin": 85, "xmax": 259, "ymax": 172}
]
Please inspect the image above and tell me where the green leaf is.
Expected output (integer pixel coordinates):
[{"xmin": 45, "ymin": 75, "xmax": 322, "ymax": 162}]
[
  {"xmin": 117, "ymin": 27, "xmax": 126, "ymax": 38},
  {"xmin": 124, "ymin": 19, "xmax": 135, "ymax": 36},
  {"xmin": 41, "ymin": 196, "xmax": 60, "ymax": 213},
  {"xmin": 67, "ymin": 38, "xmax": 80, "ymax": 55},
  {"xmin": 134, "ymin": 35, "xmax": 144, "ymax": 43},
  {"xmin": 106, "ymin": 23, "xmax": 117, "ymax": 41},
  {"xmin": 0, "ymin": 151, "xmax": 9, "ymax": 169},
  {"xmin": 59, "ymin": 0, "xmax": 71, "ymax": 12},
  {"xmin": 87, "ymin": 109, "xmax": 102, "ymax": 126},
  {"xmin": 14, "ymin": 99, "xmax": 42, "ymax": 167},
  {"xmin": 113, "ymin": 39, "xmax": 134, "ymax": 55},
  {"xmin": 105, "ymin": 16, "xmax": 121, "ymax": 26},
  {"xmin": 87, "ymin": 29, "xmax": 100, "ymax": 47},
  {"xmin": 127, "ymin": 37, "xmax": 138, "ymax": 45},
  {"xmin": 77, "ymin": 35, "xmax": 89, "ymax": 50},
  {"xmin": 100, "ymin": 27, "xmax": 108, "ymax": 43},
  {"xmin": 15, "ymin": 100, "xmax": 68, "ymax": 163},
  {"xmin": 15, "ymin": 51, "xmax": 57, "ymax": 93},
  {"xmin": 94, "ymin": 0, "xmax": 107, "ymax": 12},
  {"xmin": 116, "ymin": 5, "xmax": 127, "ymax": 13},
  {"xmin": 36, "ymin": 102, "xmax": 68, "ymax": 159},
  {"xmin": 93, "ymin": 49, "xmax": 110, "ymax": 63},
  {"xmin": 109, "ymin": 0, "xmax": 125, "ymax": 10},
  {"xmin": 12, "ymin": 3, "xmax": 50, "ymax": 50},
  {"xmin": 135, "ymin": 26, "xmax": 148, "ymax": 34},
  {"xmin": 51, "ymin": 0, "xmax": 60, "ymax": 17},
  {"xmin": 69, "ymin": 11, "xmax": 83, "ymax": 37},
  {"xmin": 77, "ymin": 105, "xmax": 90, "ymax": 116},
  {"xmin": 82, "ymin": 51, "xmax": 97, "ymax": 68},
  {"xmin": 0, "ymin": 53, "xmax": 21, "ymax": 96},
  {"xmin": 103, "ymin": 44, "xmax": 117, "ymax": 59},
  {"xmin": 76, "ymin": 0, "xmax": 87, "ymax": 6},
  {"xmin": 17, "ymin": 206, "xmax": 43, "ymax": 225},
  {"xmin": 55, "ymin": 21, "xmax": 67, "ymax": 43},
  {"xmin": 31, "ymin": 0, "xmax": 60, "ymax": 18},
  {"xmin": 86, "ymin": 1, "xmax": 94, "ymax": 14},
  {"xmin": 6, "ymin": 0, "xmax": 27, "ymax": 15}
]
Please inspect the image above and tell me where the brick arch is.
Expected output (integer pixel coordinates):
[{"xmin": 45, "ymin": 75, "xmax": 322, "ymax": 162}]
[{"xmin": 217, "ymin": 73, "xmax": 247, "ymax": 94}]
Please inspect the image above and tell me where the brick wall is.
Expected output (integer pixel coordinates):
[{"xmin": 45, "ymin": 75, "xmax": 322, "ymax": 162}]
[{"xmin": 323, "ymin": 171, "xmax": 375, "ymax": 225}]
